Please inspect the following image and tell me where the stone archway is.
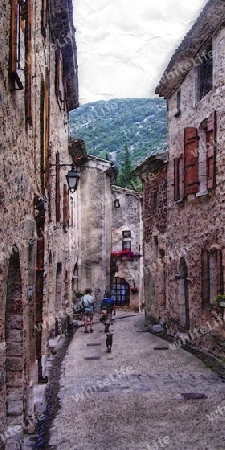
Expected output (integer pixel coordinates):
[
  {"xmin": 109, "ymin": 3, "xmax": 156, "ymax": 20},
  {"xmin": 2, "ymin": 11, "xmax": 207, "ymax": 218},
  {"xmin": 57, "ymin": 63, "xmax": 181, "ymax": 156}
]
[
  {"xmin": 179, "ymin": 257, "xmax": 190, "ymax": 330},
  {"xmin": 5, "ymin": 249, "xmax": 24, "ymax": 428}
]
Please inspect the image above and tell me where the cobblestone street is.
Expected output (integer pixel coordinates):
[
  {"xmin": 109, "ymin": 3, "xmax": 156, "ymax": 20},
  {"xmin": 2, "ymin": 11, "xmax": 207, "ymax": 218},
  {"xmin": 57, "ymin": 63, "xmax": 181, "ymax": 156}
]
[{"xmin": 47, "ymin": 312, "xmax": 225, "ymax": 450}]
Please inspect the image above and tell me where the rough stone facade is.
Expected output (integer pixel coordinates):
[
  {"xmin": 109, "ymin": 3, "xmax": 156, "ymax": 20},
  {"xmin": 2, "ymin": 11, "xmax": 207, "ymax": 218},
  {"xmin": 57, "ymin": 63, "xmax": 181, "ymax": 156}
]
[
  {"xmin": 138, "ymin": 0, "xmax": 225, "ymax": 355},
  {"xmin": 135, "ymin": 153, "xmax": 167, "ymax": 320},
  {"xmin": 111, "ymin": 186, "xmax": 143, "ymax": 311},
  {"xmin": 0, "ymin": 1, "xmax": 78, "ymax": 448}
]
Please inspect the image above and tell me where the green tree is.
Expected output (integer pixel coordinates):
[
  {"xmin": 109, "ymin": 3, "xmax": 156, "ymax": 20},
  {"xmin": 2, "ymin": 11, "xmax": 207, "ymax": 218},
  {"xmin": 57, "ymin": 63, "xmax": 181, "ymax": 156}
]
[{"xmin": 116, "ymin": 146, "xmax": 142, "ymax": 191}]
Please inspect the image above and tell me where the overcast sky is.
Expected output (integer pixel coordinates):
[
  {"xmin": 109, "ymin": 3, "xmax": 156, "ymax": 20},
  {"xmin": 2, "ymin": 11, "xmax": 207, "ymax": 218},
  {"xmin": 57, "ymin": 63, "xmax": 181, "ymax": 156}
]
[{"xmin": 73, "ymin": 0, "xmax": 208, "ymax": 104}]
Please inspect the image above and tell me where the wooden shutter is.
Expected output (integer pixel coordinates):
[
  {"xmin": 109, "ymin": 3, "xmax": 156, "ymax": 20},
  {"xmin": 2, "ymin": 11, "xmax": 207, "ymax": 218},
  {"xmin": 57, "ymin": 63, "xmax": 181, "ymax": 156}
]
[
  {"xmin": 184, "ymin": 127, "xmax": 199, "ymax": 195},
  {"xmin": 10, "ymin": 0, "xmax": 18, "ymax": 72},
  {"xmin": 174, "ymin": 158, "xmax": 180, "ymax": 201},
  {"xmin": 201, "ymin": 249, "xmax": 210, "ymax": 309},
  {"xmin": 44, "ymin": 66, "xmax": 50, "ymax": 188},
  {"xmin": 207, "ymin": 111, "xmax": 216, "ymax": 189},
  {"xmin": 56, "ymin": 152, "xmax": 61, "ymax": 222},
  {"xmin": 216, "ymin": 249, "xmax": 223, "ymax": 295},
  {"xmin": 63, "ymin": 185, "xmax": 69, "ymax": 230},
  {"xmin": 55, "ymin": 49, "xmax": 64, "ymax": 106},
  {"xmin": 25, "ymin": 0, "xmax": 32, "ymax": 125},
  {"xmin": 179, "ymin": 155, "xmax": 184, "ymax": 200},
  {"xmin": 41, "ymin": 0, "xmax": 47, "ymax": 36}
]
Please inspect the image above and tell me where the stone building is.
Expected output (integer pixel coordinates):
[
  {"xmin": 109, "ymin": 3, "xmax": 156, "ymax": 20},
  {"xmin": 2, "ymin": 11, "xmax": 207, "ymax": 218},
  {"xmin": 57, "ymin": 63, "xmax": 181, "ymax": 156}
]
[
  {"xmin": 75, "ymin": 152, "xmax": 117, "ymax": 308},
  {"xmin": 111, "ymin": 185, "xmax": 143, "ymax": 312},
  {"xmin": 69, "ymin": 146, "xmax": 143, "ymax": 312},
  {"xmin": 0, "ymin": 1, "xmax": 78, "ymax": 448},
  {"xmin": 138, "ymin": 0, "xmax": 225, "ymax": 354},
  {"xmin": 135, "ymin": 153, "xmax": 167, "ymax": 320}
]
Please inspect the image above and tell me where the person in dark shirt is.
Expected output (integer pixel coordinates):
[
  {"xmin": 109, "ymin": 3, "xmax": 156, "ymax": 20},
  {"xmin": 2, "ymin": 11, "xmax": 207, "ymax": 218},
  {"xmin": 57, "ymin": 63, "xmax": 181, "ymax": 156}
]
[{"xmin": 100, "ymin": 293, "xmax": 116, "ymax": 332}]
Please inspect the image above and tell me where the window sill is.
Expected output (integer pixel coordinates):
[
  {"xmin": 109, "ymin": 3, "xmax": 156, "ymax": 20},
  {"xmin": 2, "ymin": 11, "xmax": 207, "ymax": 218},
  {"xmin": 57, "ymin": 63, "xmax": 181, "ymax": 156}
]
[{"xmin": 196, "ymin": 190, "xmax": 209, "ymax": 198}]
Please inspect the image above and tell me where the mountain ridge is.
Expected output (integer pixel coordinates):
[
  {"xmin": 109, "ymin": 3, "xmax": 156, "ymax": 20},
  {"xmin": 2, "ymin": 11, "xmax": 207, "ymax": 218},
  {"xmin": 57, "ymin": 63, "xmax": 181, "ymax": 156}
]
[{"xmin": 69, "ymin": 98, "xmax": 167, "ymax": 170}]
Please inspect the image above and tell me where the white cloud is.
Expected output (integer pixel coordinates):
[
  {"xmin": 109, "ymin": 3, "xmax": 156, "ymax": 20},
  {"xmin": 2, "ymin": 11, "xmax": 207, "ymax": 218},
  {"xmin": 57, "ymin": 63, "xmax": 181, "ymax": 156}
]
[{"xmin": 73, "ymin": 0, "xmax": 208, "ymax": 104}]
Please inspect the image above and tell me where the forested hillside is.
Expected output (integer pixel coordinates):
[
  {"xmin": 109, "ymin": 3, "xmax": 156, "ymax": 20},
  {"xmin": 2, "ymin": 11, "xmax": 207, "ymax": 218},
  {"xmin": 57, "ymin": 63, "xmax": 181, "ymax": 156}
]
[{"xmin": 69, "ymin": 98, "xmax": 167, "ymax": 170}]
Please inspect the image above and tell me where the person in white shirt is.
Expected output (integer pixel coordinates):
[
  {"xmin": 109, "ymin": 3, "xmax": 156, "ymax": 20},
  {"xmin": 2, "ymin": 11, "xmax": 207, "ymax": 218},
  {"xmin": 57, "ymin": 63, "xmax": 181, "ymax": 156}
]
[{"xmin": 81, "ymin": 288, "xmax": 95, "ymax": 333}]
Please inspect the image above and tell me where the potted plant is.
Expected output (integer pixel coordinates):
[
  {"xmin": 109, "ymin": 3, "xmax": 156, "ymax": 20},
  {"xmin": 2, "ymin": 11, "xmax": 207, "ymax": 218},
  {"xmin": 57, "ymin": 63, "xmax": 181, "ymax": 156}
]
[{"xmin": 75, "ymin": 290, "xmax": 84, "ymax": 299}]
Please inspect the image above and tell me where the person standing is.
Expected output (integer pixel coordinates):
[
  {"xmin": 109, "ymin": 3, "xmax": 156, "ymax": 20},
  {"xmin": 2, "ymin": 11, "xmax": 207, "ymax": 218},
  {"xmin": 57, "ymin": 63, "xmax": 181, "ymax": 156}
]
[{"xmin": 81, "ymin": 289, "xmax": 95, "ymax": 333}]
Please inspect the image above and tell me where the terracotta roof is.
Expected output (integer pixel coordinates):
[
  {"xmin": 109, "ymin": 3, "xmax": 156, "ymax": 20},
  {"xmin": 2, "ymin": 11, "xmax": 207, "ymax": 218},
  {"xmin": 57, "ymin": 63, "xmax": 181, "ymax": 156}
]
[
  {"xmin": 50, "ymin": 0, "xmax": 79, "ymax": 110},
  {"xmin": 155, "ymin": 0, "xmax": 225, "ymax": 98}
]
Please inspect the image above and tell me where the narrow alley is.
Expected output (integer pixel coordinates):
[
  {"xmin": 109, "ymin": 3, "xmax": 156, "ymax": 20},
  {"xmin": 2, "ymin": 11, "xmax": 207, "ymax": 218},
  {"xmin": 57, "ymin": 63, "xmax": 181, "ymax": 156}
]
[{"xmin": 47, "ymin": 312, "xmax": 225, "ymax": 450}]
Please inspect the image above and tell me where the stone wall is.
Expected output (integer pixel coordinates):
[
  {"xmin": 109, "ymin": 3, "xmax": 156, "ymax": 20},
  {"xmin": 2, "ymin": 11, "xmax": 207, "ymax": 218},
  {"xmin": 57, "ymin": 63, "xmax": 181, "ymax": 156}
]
[
  {"xmin": 0, "ymin": 0, "xmax": 78, "ymax": 447},
  {"xmin": 135, "ymin": 156, "xmax": 167, "ymax": 320},
  {"xmin": 142, "ymin": 17, "xmax": 225, "ymax": 354}
]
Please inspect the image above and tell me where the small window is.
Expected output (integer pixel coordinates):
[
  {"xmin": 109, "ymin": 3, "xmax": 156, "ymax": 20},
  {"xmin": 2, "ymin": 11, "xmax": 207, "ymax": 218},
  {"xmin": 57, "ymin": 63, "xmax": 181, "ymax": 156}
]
[
  {"xmin": 175, "ymin": 90, "xmax": 181, "ymax": 117},
  {"xmin": 198, "ymin": 39, "xmax": 213, "ymax": 100},
  {"xmin": 174, "ymin": 156, "xmax": 184, "ymax": 201},
  {"xmin": 122, "ymin": 241, "xmax": 131, "ymax": 251},
  {"xmin": 55, "ymin": 48, "xmax": 65, "ymax": 109},
  {"xmin": 122, "ymin": 231, "xmax": 131, "ymax": 239}
]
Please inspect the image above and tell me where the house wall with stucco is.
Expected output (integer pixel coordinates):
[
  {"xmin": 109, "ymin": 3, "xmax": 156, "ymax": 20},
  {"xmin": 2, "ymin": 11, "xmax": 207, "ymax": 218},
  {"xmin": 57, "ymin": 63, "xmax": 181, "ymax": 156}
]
[{"xmin": 111, "ymin": 186, "xmax": 143, "ymax": 311}]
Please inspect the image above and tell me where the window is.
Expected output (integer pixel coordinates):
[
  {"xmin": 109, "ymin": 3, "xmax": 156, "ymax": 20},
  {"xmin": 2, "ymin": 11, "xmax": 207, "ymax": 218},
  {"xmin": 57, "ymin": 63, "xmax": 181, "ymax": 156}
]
[
  {"xmin": 63, "ymin": 184, "xmax": 69, "ymax": 231},
  {"xmin": 174, "ymin": 156, "xmax": 184, "ymax": 201},
  {"xmin": 122, "ymin": 231, "xmax": 131, "ymax": 239},
  {"xmin": 56, "ymin": 152, "xmax": 61, "ymax": 222},
  {"xmin": 198, "ymin": 111, "xmax": 216, "ymax": 194},
  {"xmin": 24, "ymin": 0, "xmax": 32, "ymax": 125},
  {"xmin": 9, "ymin": 0, "xmax": 24, "ymax": 89},
  {"xmin": 175, "ymin": 90, "xmax": 181, "ymax": 118},
  {"xmin": 122, "ymin": 230, "xmax": 131, "ymax": 250},
  {"xmin": 198, "ymin": 39, "xmax": 213, "ymax": 100},
  {"xmin": 41, "ymin": 0, "xmax": 48, "ymax": 37},
  {"xmin": 55, "ymin": 48, "xmax": 65, "ymax": 109},
  {"xmin": 111, "ymin": 277, "xmax": 130, "ymax": 306},
  {"xmin": 9, "ymin": 0, "xmax": 32, "ymax": 125},
  {"xmin": 184, "ymin": 127, "xmax": 199, "ymax": 196},
  {"xmin": 206, "ymin": 111, "xmax": 216, "ymax": 189},
  {"xmin": 122, "ymin": 240, "xmax": 131, "ymax": 250},
  {"xmin": 201, "ymin": 248, "xmax": 223, "ymax": 310}
]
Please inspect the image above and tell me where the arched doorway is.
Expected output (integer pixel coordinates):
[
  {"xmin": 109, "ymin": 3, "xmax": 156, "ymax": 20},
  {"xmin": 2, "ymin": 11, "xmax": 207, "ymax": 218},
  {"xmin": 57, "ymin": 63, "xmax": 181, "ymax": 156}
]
[
  {"xmin": 179, "ymin": 257, "xmax": 190, "ymax": 330},
  {"xmin": 5, "ymin": 249, "xmax": 24, "ymax": 427},
  {"xmin": 111, "ymin": 277, "xmax": 130, "ymax": 306}
]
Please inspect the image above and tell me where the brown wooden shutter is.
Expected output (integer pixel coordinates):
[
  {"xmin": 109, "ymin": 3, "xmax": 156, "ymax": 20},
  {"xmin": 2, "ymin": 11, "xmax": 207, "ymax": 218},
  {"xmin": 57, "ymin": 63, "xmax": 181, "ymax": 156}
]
[
  {"xmin": 56, "ymin": 152, "xmax": 61, "ymax": 222},
  {"xmin": 207, "ymin": 110, "xmax": 216, "ymax": 189},
  {"xmin": 10, "ymin": 0, "xmax": 18, "ymax": 72},
  {"xmin": 184, "ymin": 127, "xmax": 199, "ymax": 195},
  {"xmin": 63, "ymin": 185, "xmax": 69, "ymax": 230},
  {"xmin": 201, "ymin": 249, "xmax": 210, "ymax": 309},
  {"xmin": 179, "ymin": 155, "xmax": 184, "ymax": 200},
  {"xmin": 40, "ymin": 75, "xmax": 45, "ymax": 192},
  {"xmin": 44, "ymin": 66, "xmax": 50, "ymax": 188},
  {"xmin": 174, "ymin": 158, "xmax": 180, "ymax": 201},
  {"xmin": 25, "ymin": 0, "xmax": 32, "ymax": 125},
  {"xmin": 55, "ymin": 49, "xmax": 64, "ymax": 106},
  {"xmin": 216, "ymin": 249, "xmax": 223, "ymax": 295},
  {"xmin": 41, "ymin": 0, "xmax": 47, "ymax": 36}
]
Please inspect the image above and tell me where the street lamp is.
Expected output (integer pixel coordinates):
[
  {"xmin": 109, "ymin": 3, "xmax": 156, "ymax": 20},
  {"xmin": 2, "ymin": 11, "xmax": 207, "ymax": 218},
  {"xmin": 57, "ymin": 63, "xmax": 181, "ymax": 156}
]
[
  {"xmin": 50, "ymin": 162, "xmax": 80, "ymax": 193},
  {"xmin": 65, "ymin": 164, "xmax": 80, "ymax": 193}
]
